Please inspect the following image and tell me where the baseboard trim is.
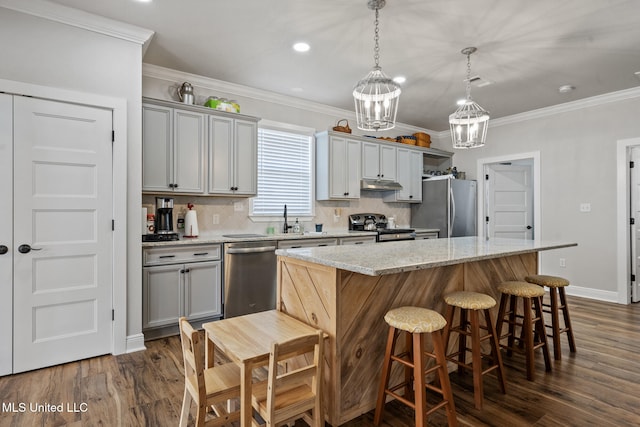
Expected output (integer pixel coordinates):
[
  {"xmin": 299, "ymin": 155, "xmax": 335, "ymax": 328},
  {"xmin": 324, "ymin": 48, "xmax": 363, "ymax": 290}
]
[
  {"xmin": 125, "ymin": 333, "xmax": 147, "ymax": 354},
  {"xmin": 565, "ymin": 285, "xmax": 619, "ymax": 303}
]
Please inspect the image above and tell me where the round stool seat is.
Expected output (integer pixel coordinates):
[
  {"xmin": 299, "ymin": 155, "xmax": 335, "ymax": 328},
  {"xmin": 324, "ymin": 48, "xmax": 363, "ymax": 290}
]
[
  {"xmin": 497, "ymin": 281, "xmax": 545, "ymax": 298},
  {"xmin": 444, "ymin": 291, "xmax": 496, "ymax": 310},
  {"xmin": 384, "ymin": 306, "xmax": 447, "ymax": 333},
  {"xmin": 525, "ymin": 274, "xmax": 570, "ymax": 288}
]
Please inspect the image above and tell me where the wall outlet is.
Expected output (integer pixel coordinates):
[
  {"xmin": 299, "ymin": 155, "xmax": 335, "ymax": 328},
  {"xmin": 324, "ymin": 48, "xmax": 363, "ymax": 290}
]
[
  {"xmin": 580, "ymin": 203, "xmax": 591, "ymax": 212},
  {"xmin": 559, "ymin": 258, "xmax": 566, "ymax": 267},
  {"xmin": 233, "ymin": 202, "xmax": 244, "ymax": 212},
  {"xmin": 212, "ymin": 214, "xmax": 220, "ymax": 225}
]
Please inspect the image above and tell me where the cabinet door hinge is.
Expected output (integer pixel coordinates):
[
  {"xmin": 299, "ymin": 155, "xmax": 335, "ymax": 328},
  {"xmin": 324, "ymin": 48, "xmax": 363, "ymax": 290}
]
[
  {"xmin": 112, "ymin": 309, "xmax": 115, "ymax": 321},
  {"xmin": 486, "ymin": 216, "xmax": 490, "ymax": 223},
  {"xmin": 112, "ymin": 130, "xmax": 115, "ymax": 142},
  {"xmin": 632, "ymin": 274, "xmax": 636, "ymax": 282},
  {"xmin": 631, "ymin": 218, "xmax": 635, "ymax": 226},
  {"xmin": 485, "ymin": 174, "xmax": 489, "ymax": 180},
  {"xmin": 631, "ymin": 161, "xmax": 635, "ymax": 169},
  {"xmin": 112, "ymin": 219, "xmax": 115, "ymax": 231}
]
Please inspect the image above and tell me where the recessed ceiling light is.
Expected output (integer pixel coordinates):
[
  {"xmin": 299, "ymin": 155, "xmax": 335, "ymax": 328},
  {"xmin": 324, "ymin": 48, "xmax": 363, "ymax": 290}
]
[
  {"xmin": 393, "ymin": 76, "xmax": 406, "ymax": 84},
  {"xmin": 134, "ymin": 0, "xmax": 152, "ymax": 3},
  {"xmin": 293, "ymin": 42, "xmax": 310, "ymax": 53},
  {"xmin": 558, "ymin": 84, "xmax": 576, "ymax": 94}
]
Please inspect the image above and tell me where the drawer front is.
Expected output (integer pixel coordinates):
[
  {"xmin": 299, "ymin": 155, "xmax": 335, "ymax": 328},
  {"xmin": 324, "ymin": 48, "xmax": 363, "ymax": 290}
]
[
  {"xmin": 143, "ymin": 244, "xmax": 222, "ymax": 266},
  {"xmin": 277, "ymin": 238, "xmax": 338, "ymax": 249},
  {"xmin": 339, "ymin": 236, "xmax": 377, "ymax": 245}
]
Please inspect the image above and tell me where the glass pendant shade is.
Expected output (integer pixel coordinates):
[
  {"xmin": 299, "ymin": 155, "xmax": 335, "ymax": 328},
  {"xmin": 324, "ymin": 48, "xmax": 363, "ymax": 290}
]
[
  {"xmin": 449, "ymin": 100, "xmax": 490, "ymax": 149},
  {"xmin": 353, "ymin": 66, "xmax": 401, "ymax": 131},
  {"xmin": 449, "ymin": 47, "xmax": 489, "ymax": 149}
]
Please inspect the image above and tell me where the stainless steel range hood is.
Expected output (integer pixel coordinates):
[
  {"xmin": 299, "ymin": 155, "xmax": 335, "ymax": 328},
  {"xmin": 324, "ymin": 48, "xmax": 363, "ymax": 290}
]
[{"xmin": 360, "ymin": 179, "xmax": 403, "ymax": 191}]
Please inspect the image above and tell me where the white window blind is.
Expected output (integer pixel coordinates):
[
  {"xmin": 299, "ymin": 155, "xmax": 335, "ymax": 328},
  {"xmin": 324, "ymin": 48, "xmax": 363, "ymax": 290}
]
[{"xmin": 252, "ymin": 127, "xmax": 313, "ymax": 217}]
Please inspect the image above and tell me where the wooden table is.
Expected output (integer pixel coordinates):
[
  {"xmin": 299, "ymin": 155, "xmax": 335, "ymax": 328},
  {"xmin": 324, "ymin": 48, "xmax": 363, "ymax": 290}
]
[{"xmin": 202, "ymin": 310, "xmax": 322, "ymax": 426}]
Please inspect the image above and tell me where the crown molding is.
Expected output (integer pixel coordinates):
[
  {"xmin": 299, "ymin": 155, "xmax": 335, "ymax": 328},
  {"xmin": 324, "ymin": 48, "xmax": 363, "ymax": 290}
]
[
  {"xmin": 142, "ymin": 63, "xmax": 437, "ymax": 135},
  {"xmin": 436, "ymin": 86, "xmax": 640, "ymax": 139},
  {"xmin": 0, "ymin": 0, "xmax": 154, "ymax": 50}
]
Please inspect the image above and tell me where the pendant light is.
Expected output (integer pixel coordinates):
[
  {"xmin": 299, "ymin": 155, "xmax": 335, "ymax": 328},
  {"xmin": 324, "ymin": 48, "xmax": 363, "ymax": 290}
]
[
  {"xmin": 353, "ymin": 0, "xmax": 401, "ymax": 131},
  {"xmin": 449, "ymin": 47, "xmax": 490, "ymax": 149}
]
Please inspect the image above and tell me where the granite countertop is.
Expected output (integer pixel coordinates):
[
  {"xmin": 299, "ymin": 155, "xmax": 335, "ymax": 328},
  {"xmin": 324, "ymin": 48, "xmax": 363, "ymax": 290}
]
[
  {"xmin": 141, "ymin": 230, "xmax": 375, "ymax": 248},
  {"xmin": 275, "ymin": 236, "xmax": 577, "ymax": 276}
]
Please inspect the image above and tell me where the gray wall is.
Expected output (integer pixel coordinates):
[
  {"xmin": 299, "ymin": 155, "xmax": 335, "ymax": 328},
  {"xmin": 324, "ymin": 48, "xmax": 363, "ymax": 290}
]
[
  {"xmin": 449, "ymin": 95, "xmax": 640, "ymax": 299},
  {"xmin": 0, "ymin": 7, "xmax": 145, "ymax": 347}
]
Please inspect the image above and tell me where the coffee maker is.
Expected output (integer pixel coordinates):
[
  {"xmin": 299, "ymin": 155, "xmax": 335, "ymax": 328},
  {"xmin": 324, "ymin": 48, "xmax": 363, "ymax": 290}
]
[
  {"xmin": 155, "ymin": 197, "xmax": 175, "ymax": 233},
  {"xmin": 142, "ymin": 197, "xmax": 179, "ymax": 242}
]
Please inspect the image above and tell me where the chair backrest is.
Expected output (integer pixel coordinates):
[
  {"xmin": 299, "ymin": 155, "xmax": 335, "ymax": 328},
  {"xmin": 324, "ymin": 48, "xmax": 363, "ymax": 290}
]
[
  {"xmin": 265, "ymin": 330, "xmax": 324, "ymax": 424},
  {"xmin": 179, "ymin": 316, "xmax": 206, "ymax": 405}
]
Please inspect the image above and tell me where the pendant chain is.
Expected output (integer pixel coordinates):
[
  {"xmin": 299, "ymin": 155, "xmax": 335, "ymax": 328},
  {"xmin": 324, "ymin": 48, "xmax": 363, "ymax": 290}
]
[
  {"xmin": 373, "ymin": 8, "xmax": 380, "ymax": 67},
  {"xmin": 466, "ymin": 52, "xmax": 472, "ymax": 100}
]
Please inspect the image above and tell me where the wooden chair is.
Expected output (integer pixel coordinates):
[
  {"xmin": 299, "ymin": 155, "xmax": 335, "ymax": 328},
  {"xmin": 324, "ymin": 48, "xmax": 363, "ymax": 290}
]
[
  {"xmin": 374, "ymin": 306, "xmax": 458, "ymax": 427},
  {"xmin": 442, "ymin": 291, "xmax": 507, "ymax": 410},
  {"xmin": 251, "ymin": 330, "xmax": 324, "ymax": 427},
  {"xmin": 178, "ymin": 317, "xmax": 241, "ymax": 427},
  {"xmin": 495, "ymin": 282, "xmax": 552, "ymax": 381},
  {"xmin": 525, "ymin": 274, "xmax": 577, "ymax": 360}
]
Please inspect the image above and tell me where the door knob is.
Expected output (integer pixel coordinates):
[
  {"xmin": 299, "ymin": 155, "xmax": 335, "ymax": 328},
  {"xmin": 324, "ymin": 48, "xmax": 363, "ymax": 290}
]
[
  {"xmin": 18, "ymin": 244, "xmax": 42, "ymax": 254},
  {"xmin": 0, "ymin": 245, "xmax": 8, "ymax": 255}
]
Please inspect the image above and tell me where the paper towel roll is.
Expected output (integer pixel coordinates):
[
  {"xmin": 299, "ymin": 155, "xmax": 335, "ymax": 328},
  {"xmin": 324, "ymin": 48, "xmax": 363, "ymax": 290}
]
[{"xmin": 184, "ymin": 209, "xmax": 199, "ymax": 237}]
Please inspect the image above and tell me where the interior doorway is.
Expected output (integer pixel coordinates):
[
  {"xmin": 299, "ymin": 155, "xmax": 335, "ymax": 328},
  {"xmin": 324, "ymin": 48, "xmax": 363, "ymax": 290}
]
[
  {"xmin": 476, "ymin": 152, "xmax": 541, "ymax": 241},
  {"xmin": 485, "ymin": 161, "xmax": 534, "ymax": 239}
]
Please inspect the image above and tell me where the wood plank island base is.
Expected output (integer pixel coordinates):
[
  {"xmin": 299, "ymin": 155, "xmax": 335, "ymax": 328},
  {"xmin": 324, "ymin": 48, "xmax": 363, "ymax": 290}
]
[{"xmin": 275, "ymin": 237, "xmax": 576, "ymax": 426}]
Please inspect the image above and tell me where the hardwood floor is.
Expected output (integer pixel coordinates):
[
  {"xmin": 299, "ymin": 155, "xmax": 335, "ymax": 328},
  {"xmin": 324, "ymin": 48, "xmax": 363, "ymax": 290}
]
[{"xmin": 1, "ymin": 296, "xmax": 639, "ymax": 426}]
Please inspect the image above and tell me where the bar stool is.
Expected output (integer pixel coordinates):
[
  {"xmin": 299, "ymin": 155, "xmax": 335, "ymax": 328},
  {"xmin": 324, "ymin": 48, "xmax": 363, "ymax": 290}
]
[
  {"xmin": 496, "ymin": 281, "xmax": 552, "ymax": 381},
  {"xmin": 525, "ymin": 274, "xmax": 576, "ymax": 360},
  {"xmin": 374, "ymin": 306, "xmax": 458, "ymax": 427},
  {"xmin": 442, "ymin": 291, "xmax": 506, "ymax": 410}
]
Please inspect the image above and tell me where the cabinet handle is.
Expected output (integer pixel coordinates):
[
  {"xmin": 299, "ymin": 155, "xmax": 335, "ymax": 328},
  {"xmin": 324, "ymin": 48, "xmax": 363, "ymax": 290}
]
[
  {"xmin": 354, "ymin": 241, "xmax": 364, "ymax": 245},
  {"xmin": 159, "ymin": 255, "xmax": 176, "ymax": 259},
  {"xmin": 0, "ymin": 245, "xmax": 8, "ymax": 255},
  {"xmin": 174, "ymin": 183, "xmax": 179, "ymax": 188},
  {"xmin": 180, "ymin": 268, "xmax": 190, "ymax": 274},
  {"xmin": 409, "ymin": 195, "xmax": 413, "ymax": 199},
  {"xmin": 290, "ymin": 245, "xmax": 303, "ymax": 249},
  {"xmin": 193, "ymin": 252, "xmax": 209, "ymax": 256},
  {"xmin": 318, "ymin": 244, "xmax": 328, "ymax": 247}
]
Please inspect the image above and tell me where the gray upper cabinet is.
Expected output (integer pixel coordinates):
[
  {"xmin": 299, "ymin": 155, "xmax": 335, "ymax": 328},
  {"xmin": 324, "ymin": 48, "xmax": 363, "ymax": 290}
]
[
  {"xmin": 316, "ymin": 131, "xmax": 361, "ymax": 200},
  {"xmin": 142, "ymin": 103, "xmax": 206, "ymax": 194},
  {"xmin": 208, "ymin": 116, "xmax": 258, "ymax": 196},
  {"xmin": 142, "ymin": 98, "xmax": 259, "ymax": 197},
  {"xmin": 362, "ymin": 141, "xmax": 397, "ymax": 182},
  {"xmin": 385, "ymin": 147, "xmax": 423, "ymax": 203}
]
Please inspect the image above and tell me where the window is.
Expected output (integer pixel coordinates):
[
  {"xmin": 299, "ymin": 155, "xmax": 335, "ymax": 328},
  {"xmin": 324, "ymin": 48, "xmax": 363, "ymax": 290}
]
[{"xmin": 251, "ymin": 124, "xmax": 314, "ymax": 218}]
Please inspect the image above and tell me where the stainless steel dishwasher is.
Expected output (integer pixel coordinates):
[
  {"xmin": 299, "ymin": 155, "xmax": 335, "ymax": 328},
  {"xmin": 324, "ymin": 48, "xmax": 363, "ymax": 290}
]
[{"xmin": 223, "ymin": 240, "xmax": 277, "ymax": 318}]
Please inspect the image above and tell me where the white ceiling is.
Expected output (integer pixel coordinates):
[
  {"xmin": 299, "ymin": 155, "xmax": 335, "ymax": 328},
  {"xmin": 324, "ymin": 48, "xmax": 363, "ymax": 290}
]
[{"xmin": 48, "ymin": 0, "xmax": 640, "ymax": 131}]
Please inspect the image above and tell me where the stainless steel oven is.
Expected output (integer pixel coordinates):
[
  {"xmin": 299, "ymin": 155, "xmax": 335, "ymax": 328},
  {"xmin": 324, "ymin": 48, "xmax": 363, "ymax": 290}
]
[{"xmin": 348, "ymin": 213, "xmax": 415, "ymax": 242}]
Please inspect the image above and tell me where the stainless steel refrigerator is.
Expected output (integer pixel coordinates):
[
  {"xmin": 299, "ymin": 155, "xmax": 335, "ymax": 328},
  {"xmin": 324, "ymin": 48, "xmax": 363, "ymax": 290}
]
[{"xmin": 411, "ymin": 176, "xmax": 477, "ymax": 237}]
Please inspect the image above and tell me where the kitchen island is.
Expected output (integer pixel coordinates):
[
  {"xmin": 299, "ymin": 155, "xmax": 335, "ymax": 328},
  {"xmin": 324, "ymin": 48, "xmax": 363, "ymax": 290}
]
[{"xmin": 275, "ymin": 237, "xmax": 576, "ymax": 426}]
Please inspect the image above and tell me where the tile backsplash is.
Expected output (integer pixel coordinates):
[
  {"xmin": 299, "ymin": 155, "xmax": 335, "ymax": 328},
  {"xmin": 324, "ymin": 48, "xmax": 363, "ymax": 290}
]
[{"xmin": 142, "ymin": 194, "xmax": 411, "ymax": 236}]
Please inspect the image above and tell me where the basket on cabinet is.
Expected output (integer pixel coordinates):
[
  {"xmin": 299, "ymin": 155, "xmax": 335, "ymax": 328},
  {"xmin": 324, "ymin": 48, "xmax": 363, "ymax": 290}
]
[{"xmin": 332, "ymin": 119, "xmax": 352, "ymax": 134}]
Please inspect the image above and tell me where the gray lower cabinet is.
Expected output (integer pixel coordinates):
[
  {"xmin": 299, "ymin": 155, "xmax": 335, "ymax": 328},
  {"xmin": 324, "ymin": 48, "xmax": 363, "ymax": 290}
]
[{"xmin": 142, "ymin": 244, "xmax": 222, "ymax": 338}]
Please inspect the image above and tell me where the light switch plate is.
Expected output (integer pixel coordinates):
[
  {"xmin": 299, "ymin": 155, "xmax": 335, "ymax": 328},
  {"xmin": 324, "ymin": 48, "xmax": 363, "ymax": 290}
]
[{"xmin": 580, "ymin": 203, "xmax": 591, "ymax": 212}]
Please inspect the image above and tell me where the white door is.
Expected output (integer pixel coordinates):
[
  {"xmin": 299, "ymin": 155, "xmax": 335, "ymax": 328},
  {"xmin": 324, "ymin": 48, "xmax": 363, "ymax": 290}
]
[
  {"xmin": 0, "ymin": 94, "xmax": 12, "ymax": 376},
  {"xmin": 629, "ymin": 147, "xmax": 640, "ymax": 302},
  {"xmin": 12, "ymin": 97, "xmax": 113, "ymax": 373},
  {"xmin": 486, "ymin": 163, "xmax": 534, "ymax": 239}
]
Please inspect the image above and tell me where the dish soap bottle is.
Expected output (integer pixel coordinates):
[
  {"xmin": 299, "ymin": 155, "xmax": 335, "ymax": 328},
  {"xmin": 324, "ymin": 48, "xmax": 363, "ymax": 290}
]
[{"xmin": 293, "ymin": 218, "xmax": 301, "ymax": 234}]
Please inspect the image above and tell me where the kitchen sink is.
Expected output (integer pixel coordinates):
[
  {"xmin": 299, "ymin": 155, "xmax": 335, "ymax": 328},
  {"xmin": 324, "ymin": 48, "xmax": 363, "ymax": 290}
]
[{"xmin": 222, "ymin": 233, "xmax": 267, "ymax": 238}]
